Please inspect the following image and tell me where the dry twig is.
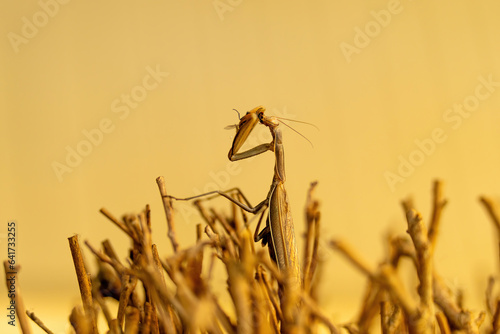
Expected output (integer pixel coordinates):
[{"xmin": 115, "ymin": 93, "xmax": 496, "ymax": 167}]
[{"xmin": 68, "ymin": 235, "xmax": 98, "ymax": 334}]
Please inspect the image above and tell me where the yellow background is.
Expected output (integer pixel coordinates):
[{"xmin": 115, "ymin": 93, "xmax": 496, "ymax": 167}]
[{"xmin": 2, "ymin": 0, "xmax": 500, "ymax": 332}]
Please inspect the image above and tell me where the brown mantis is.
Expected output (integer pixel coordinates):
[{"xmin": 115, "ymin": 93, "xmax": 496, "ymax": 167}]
[{"xmin": 167, "ymin": 106, "xmax": 301, "ymax": 286}]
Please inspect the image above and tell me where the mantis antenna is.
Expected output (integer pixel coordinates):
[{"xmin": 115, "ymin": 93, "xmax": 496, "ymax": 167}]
[
  {"xmin": 274, "ymin": 116, "xmax": 319, "ymax": 130},
  {"xmin": 232, "ymin": 108, "xmax": 241, "ymax": 119},
  {"xmin": 277, "ymin": 118, "xmax": 316, "ymax": 148}
]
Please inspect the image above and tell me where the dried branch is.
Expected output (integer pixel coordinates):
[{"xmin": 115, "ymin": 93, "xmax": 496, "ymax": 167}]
[
  {"xmin": 492, "ymin": 300, "xmax": 500, "ymax": 333},
  {"xmin": 124, "ymin": 306, "xmax": 140, "ymax": 334},
  {"xmin": 380, "ymin": 300, "xmax": 402, "ymax": 334},
  {"xmin": 156, "ymin": 176, "xmax": 180, "ymax": 253},
  {"xmin": 480, "ymin": 196, "xmax": 500, "ymax": 271},
  {"xmin": 486, "ymin": 276, "xmax": 497, "ymax": 316},
  {"xmin": 69, "ymin": 305, "xmax": 91, "ymax": 334},
  {"xmin": 356, "ymin": 280, "xmax": 383, "ymax": 332},
  {"xmin": 330, "ymin": 239, "xmax": 418, "ymax": 316},
  {"xmin": 301, "ymin": 292, "xmax": 340, "ymax": 334},
  {"xmin": 39, "ymin": 172, "xmax": 500, "ymax": 333},
  {"xmin": 428, "ymin": 179, "xmax": 447, "ymax": 251},
  {"xmin": 26, "ymin": 310, "xmax": 54, "ymax": 334},
  {"xmin": 330, "ymin": 239, "xmax": 377, "ymax": 279},
  {"xmin": 405, "ymin": 209, "xmax": 433, "ymax": 318},
  {"xmin": 68, "ymin": 235, "xmax": 98, "ymax": 334},
  {"xmin": 435, "ymin": 311, "xmax": 451, "ymax": 334},
  {"xmin": 100, "ymin": 208, "xmax": 134, "ymax": 240},
  {"xmin": 117, "ymin": 274, "xmax": 138, "ymax": 328}
]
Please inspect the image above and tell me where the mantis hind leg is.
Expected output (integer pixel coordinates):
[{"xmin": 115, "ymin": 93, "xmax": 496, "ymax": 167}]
[{"xmin": 165, "ymin": 187, "xmax": 267, "ymax": 214}]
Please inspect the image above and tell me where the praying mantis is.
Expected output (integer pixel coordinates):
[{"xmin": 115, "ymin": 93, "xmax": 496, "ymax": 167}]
[{"xmin": 167, "ymin": 106, "xmax": 301, "ymax": 285}]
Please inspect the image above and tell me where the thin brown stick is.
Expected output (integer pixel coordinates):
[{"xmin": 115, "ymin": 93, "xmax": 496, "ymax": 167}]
[
  {"xmin": 85, "ymin": 240, "xmax": 127, "ymax": 275},
  {"xmin": 480, "ymin": 196, "xmax": 500, "ymax": 230},
  {"xmin": 486, "ymin": 276, "xmax": 496, "ymax": 316},
  {"xmin": 138, "ymin": 211, "xmax": 153, "ymax": 259},
  {"xmin": 152, "ymin": 244, "xmax": 166, "ymax": 287},
  {"xmin": 380, "ymin": 301, "xmax": 390, "ymax": 334},
  {"xmin": 94, "ymin": 293, "xmax": 114, "ymax": 329},
  {"xmin": 435, "ymin": 311, "xmax": 451, "ymax": 334},
  {"xmin": 211, "ymin": 208, "xmax": 242, "ymax": 248},
  {"xmin": 151, "ymin": 245, "xmax": 177, "ymax": 334},
  {"xmin": 406, "ymin": 209, "xmax": 433, "ymax": 312},
  {"xmin": 195, "ymin": 200, "xmax": 218, "ymax": 231},
  {"xmin": 356, "ymin": 280, "xmax": 382, "ymax": 332},
  {"xmin": 146, "ymin": 203, "xmax": 152, "ymax": 229},
  {"xmin": 156, "ymin": 176, "xmax": 180, "ymax": 253},
  {"xmin": 100, "ymin": 208, "xmax": 134, "ymax": 240},
  {"xmin": 256, "ymin": 249, "xmax": 284, "ymax": 284},
  {"xmin": 226, "ymin": 261, "xmax": 253, "ymax": 334},
  {"xmin": 117, "ymin": 274, "xmax": 138, "ymax": 328},
  {"xmin": 258, "ymin": 267, "xmax": 283, "ymax": 322},
  {"xmin": 309, "ymin": 210, "xmax": 321, "ymax": 291},
  {"xmin": 69, "ymin": 305, "xmax": 91, "ymax": 333},
  {"xmin": 330, "ymin": 239, "xmax": 418, "ymax": 316},
  {"xmin": 102, "ymin": 239, "xmax": 121, "ymax": 264},
  {"xmin": 330, "ymin": 239, "xmax": 376, "ymax": 279},
  {"xmin": 433, "ymin": 273, "xmax": 482, "ymax": 333},
  {"xmin": 342, "ymin": 323, "xmax": 359, "ymax": 334},
  {"xmin": 108, "ymin": 319, "xmax": 120, "ymax": 334},
  {"xmin": 26, "ymin": 311, "xmax": 54, "ymax": 334},
  {"xmin": 301, "ymin": 292, "xmax": 340, "ymax": 334},
  {"xmin": 124, "ymin": 306, "xmax": 140, "ymax": 334},
  {"xmin": 398, "ymin": 198, "xmax": 483, "ymax": 333},
  {"xmin": 303, "ymin": 181, "xmax": 319, "ymax": 291},
  {"xmin": 142, "ymin": 302, "xmax": 153, "ymax": 334},
  {"xmin": 211, "ymin": 296, "xmax": 236, "ymax": 334},
  {"xmin": 357, "ymin": 234, "xmax": 408, "ymax": 331},
  {"xmin": 428, "ymin": 179, "xmax": 447, "ymax": 252},
  {"xmin": 480, "ymin": 196, "xmax": 500, "ymax": 272},
  {"xmin": 401, "ymin": 197, "xmax": 415, "ymax": 215},
  {"xmin": 377, "ymin": 264, "xmax": 418, "ymax": 318},
  {"xmin": 196, "ymin": 223, "xmax": 203, "ymax": 242},
  {"xmin": 380, "ymin": 301, "xmax": 401, "ymax": 334},
  {"xmin": 143, "ymin": 263, "xmax": 190, "ymax": 324},
  {"xmin": 124, "ymin": 214, "xmax": 142, "ymax": 246},
  {"xmin": 405, "ymin": 209, "xmax": 435, "ymax": 332},
  {"xmin": 493, "ymin": 300, "xmax": 500, "ymax": 334},
  {"xmin": 68, "ymin": 235, "xmax": 98, "ymax": 334},
  {"xmin": 255, "ymin": 269, "xmax": 280, "ymax": 332}
]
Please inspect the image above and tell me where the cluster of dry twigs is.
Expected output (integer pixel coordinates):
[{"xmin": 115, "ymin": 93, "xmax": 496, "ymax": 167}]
[
  {"xmin": 331, "ymin": 180, "xmax": 500, "ymax": 333},
  {"xmin": 6, "ymin": 177, "xmax": 333, "ymax": 334},
  {"xmin": 5, "ymin": 178, "xmax": 500, "ymax": 333}
]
